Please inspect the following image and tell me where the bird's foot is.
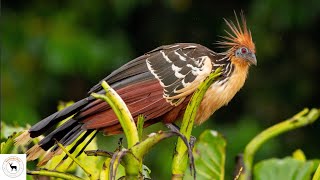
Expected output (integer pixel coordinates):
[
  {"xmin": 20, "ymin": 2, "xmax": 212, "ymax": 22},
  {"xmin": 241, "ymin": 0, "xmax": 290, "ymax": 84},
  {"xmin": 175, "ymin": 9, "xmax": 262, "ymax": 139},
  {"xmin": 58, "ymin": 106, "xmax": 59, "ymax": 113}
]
[
  {"xmin": 166, "ymin": 123, "xmax": 196, "ymax": 177},
  {"xmin": 166, "ymin": 123, "xmax": 197, "ymax": 148},
  {"xmin": 189, "ymin": 135, "xmax": 196, "ymax": 150}
]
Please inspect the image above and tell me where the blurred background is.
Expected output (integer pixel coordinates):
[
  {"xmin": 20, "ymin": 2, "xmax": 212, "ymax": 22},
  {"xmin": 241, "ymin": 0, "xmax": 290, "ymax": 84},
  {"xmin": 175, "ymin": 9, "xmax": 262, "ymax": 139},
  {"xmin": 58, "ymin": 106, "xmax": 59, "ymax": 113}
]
[{"xmin": 2, "ymin": 0, "xmax": 320, "ymax": 179}]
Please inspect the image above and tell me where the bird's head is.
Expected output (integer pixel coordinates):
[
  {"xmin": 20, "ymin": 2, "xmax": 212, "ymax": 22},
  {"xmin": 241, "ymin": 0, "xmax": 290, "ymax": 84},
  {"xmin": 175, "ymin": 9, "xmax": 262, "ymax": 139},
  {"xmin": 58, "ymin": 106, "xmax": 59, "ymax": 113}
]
[{"xmin": 218, "ymin": 12, "xmax": 257, "ymax": 66}]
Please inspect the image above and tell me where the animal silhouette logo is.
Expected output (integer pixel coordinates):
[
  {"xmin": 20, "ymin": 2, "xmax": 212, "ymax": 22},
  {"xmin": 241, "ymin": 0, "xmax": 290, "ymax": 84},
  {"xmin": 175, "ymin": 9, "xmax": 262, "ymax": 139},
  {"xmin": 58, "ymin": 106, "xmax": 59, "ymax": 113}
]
[
  {"xmin": 9, "ymin": 162, "xmax": 17, "ymax": 171},
  {"xmin": 1, "ymin": 156, "xmax": 24, "ymax": 178}
]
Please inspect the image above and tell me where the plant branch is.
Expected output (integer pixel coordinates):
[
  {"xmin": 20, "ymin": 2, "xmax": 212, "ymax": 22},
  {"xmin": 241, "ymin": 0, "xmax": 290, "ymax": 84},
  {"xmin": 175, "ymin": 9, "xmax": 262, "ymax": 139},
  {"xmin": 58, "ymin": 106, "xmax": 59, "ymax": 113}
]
[
  {"xmin": 137, "ymin": 115, "xmax": 145, "ymax": 141},
  {"xmin": 240, "ymin": 108, "xmax": 320, "ymax": 180},
  {"xmin": 55, "ymin": 140, "xmax": 94, "ymax": 179},
  {"xmin": 85, "ymin": 149, "xmax": 114, "ymax": 158},
  {"xmin": 132, "ymin": 131, "xmax": 177, "ymax": 158},
  {"xmin": 171, "ymin": 68, "xmax": 222, "ymax": 179},
  {"xmin": 27, "ymin": 169, "xmax": 83, "ymax": 180}
]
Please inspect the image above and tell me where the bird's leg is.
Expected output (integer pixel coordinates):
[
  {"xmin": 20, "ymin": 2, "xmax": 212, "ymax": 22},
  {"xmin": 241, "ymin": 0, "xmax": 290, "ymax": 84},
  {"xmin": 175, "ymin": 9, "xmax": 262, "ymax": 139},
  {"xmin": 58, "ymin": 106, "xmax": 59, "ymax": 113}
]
[
  {"xmin": 167, "ymin": 123, "xmax": 180, "ymax": 132},
  {"xmin": 166, "ymin": 123, "xmax": 197, "ymax": 149},
  {"xmin": 166, "ymin": 123, "xmax": 196, "ymax": 176}
]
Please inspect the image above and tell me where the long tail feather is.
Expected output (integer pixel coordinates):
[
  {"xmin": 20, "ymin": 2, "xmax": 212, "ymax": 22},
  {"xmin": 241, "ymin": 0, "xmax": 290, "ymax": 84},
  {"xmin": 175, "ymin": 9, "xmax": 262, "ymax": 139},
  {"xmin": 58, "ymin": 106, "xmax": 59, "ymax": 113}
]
[
  {"xmin": 14, "ymin": 130, "xmax": 32, "ymax": 146},
  {"xmin": 28, "ymin": 97, "xmax": 94, "ymax": 138},
  {"xmin": 38, "ymin": 119, "xmax": 79, "ymax": 150},
  {"xmin": 37, "ymin": 130, "xmax": 97, "ymax": 167}
]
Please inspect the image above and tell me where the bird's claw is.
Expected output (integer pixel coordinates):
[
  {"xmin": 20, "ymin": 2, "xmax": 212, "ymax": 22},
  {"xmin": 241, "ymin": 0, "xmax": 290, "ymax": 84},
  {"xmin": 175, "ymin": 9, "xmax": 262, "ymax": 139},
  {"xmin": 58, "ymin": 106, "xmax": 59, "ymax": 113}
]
[
  {"xmin": 189, "ymin": 136, "xmax": 196, "ymax": 150},
  {"xmin": 166, "ymin": 123, "xmax": 196, "ymax": 178}
]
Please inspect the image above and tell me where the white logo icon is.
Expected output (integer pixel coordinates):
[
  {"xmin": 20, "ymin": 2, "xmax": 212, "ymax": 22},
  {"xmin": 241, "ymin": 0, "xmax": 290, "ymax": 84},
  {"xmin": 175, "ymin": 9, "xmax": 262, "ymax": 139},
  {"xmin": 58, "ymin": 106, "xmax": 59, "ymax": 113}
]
[{"xmin": 2, "ymin": 156, "xmax": 24, "ymax": 178}]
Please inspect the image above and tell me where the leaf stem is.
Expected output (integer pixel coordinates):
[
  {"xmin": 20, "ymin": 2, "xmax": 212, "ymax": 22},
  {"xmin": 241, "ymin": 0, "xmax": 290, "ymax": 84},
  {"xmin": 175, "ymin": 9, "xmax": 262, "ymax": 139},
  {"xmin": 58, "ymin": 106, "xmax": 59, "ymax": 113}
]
[
  {"xmin": 137, "ymin": 115, "xmax": 145, "ymax": 141},
  {"xmin": 56, "ymin": 140, "xmax": 94, "ymax": 178},
  {"xmin": 27, "ymin": 170, "xmax": 83, "ymax": 180},
  {"xmin": 132, "ymin": 131, "xmax": 177, "ymax": 158}
]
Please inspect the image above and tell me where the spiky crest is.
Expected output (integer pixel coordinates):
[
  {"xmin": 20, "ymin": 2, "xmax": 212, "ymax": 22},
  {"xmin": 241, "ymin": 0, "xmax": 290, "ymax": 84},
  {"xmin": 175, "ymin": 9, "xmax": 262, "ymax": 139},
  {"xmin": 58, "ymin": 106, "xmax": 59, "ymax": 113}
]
[{"xmin": 217, "ymin": 11, "xmax": 255, "ymax": 53}]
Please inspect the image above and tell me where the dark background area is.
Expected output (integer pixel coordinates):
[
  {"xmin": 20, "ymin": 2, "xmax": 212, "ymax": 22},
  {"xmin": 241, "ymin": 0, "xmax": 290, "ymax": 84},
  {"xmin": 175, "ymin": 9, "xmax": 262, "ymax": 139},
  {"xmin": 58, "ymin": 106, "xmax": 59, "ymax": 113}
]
[{"xmin": 2, "ymin": 0, "xmax": 320, "ymax": 179}]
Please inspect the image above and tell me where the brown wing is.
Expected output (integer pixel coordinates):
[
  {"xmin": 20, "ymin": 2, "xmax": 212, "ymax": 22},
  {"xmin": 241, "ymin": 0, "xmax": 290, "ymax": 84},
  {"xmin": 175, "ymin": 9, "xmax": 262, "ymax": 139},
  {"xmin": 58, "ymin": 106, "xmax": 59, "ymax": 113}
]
[
  {"xmin": 78, "ymin": 79, "xmax": 173, "ymax": 135},
  {"xmin": 78, "ymin": 43, "xmax": 216, "ymax": 134},
  {"xmin": 146, "ymin": 43, "xmax": 214, "ymax": 105}
]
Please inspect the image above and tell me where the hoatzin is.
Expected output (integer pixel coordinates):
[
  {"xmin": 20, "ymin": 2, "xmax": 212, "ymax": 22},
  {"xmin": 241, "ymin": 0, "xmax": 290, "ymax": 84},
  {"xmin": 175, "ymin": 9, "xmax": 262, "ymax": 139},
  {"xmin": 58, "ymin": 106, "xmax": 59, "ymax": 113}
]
[{"xmin": 15, "ymin": 13, "xmax": 256, "ymax": 165}]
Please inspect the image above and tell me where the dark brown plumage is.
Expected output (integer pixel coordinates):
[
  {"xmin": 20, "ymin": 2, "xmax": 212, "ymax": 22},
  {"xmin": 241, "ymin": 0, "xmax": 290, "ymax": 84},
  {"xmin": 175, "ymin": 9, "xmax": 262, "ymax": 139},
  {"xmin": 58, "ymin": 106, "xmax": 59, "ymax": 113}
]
[{"xmin": 15, "ymin": 13, "xmax": 257, "ymax": 164}]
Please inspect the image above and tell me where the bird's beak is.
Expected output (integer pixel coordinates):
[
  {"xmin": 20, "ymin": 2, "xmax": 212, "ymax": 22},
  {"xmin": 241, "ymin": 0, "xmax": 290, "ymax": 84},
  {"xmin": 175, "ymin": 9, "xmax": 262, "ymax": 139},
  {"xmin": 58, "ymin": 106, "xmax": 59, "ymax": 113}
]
[{"xmin": 248, "ymin": 54, "xmax": 257, "ymax": 66}]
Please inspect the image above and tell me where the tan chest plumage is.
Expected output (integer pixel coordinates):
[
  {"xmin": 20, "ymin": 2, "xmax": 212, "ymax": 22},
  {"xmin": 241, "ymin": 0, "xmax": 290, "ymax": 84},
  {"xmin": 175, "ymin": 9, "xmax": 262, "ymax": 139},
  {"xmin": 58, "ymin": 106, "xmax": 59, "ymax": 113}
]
[{"xmin": 195, "ymin": 58, "xmax": 249, "ymax": 124}]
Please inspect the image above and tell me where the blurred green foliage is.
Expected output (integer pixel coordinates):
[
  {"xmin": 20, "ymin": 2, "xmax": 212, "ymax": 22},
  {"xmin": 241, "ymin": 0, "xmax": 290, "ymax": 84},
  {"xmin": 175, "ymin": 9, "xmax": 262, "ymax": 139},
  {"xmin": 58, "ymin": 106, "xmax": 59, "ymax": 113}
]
[
  {"xmin": 2, "ymin": 0, "xmax": 320, "ymax": 179},
  {"xmin": 254, "ymin": 157, "xmax": 319, "ymax": 180}
]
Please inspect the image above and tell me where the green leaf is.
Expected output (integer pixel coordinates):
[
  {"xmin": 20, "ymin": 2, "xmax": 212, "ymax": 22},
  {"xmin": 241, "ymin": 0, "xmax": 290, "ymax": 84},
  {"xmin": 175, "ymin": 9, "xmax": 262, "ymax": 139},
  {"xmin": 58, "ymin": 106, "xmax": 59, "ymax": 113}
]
[
  {"xmin": 1, "ymin": 132, "xmax": 22, "ymax": 154},
  {"xmin": 313, "ymin": 163, "xmax": 320, "ymax": 180},
  {"xmin": 254, "ymin": 157, "xmax": 320, "ymax": 180},
  {"xmin": 185, "ymin": 130, "xmax": 226, "ymax": 180}
]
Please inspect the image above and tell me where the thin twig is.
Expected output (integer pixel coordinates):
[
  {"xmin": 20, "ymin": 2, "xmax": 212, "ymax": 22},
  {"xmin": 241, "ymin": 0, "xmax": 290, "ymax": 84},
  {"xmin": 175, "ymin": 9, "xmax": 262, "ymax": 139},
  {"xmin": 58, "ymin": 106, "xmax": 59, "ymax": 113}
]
[
  {"xmin": 27, "ymin": 169, "xmax": 83, "ymax": 180},
  {"xmin": 55, "ymin": 140, "xmax": 93, "ymax": 178},
  {"xmin": 85, "ymin": 149, "xmax": 114, "ymax": 158}
]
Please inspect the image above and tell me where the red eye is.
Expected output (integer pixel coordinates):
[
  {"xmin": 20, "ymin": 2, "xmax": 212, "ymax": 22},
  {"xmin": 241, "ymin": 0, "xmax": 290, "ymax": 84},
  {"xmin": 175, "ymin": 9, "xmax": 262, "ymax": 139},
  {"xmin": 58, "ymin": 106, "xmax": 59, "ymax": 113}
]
[{"xmin": 241, "ymin": 47, "xmax": 248, "ymax": 54}]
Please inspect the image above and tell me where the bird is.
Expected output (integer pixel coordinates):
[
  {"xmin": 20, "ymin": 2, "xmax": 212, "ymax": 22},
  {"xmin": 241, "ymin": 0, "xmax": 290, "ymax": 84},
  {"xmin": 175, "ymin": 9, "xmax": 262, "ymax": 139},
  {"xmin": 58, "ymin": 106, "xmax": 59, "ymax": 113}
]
[{"xmin": 15, "ymin": 12, "xmax": 256, "ymax": 165}]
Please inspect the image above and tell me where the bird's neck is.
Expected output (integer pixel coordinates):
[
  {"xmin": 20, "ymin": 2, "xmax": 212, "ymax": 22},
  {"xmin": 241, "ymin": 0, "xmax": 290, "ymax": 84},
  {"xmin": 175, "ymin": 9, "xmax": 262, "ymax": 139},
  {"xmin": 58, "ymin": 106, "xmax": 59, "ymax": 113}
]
[
  {"xmin": 195, "ymin": 55, "xmax": 249, "ymax": 125},
  {"xmin": 226, "ymin": 56, "xmax": 250, "ymax": 95}
]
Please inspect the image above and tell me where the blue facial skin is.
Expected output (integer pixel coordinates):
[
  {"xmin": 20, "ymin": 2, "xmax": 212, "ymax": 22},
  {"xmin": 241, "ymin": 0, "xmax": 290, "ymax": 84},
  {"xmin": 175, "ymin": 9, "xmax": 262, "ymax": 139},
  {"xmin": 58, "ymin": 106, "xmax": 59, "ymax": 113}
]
[{"xmin": 235, "ymin": 47, "xmax": 257, "ymax": 65}]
